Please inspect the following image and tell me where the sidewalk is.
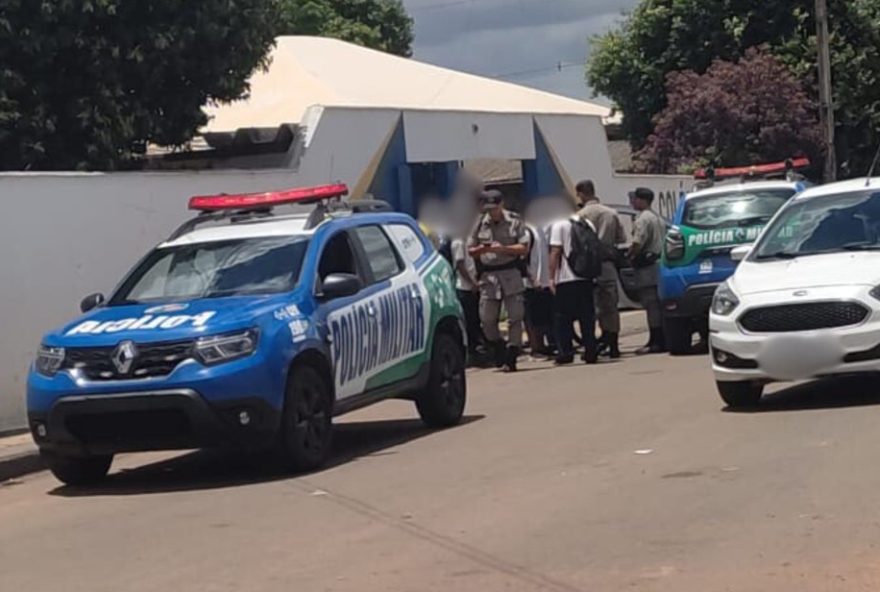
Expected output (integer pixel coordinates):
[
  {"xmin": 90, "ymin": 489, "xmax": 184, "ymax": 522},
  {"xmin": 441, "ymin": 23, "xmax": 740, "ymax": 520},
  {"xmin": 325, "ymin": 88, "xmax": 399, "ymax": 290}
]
[{"xmin": 0, "ymin": 432, "xmax": 43, "ymax": 482}]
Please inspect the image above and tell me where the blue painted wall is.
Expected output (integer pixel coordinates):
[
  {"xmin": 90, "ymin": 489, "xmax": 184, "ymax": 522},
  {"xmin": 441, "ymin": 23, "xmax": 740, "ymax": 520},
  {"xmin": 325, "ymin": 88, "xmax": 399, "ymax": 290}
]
[{"xmin": 522, "ymin": 122, "xmax": 565, "ymax": 201}]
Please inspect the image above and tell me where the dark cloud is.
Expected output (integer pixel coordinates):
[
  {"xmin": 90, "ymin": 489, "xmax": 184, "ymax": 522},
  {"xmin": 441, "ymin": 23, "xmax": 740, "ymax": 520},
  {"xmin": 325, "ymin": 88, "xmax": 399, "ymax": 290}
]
[{"xmin": 402, "ymin": 0, "xmax": 637, "ymax": 101}]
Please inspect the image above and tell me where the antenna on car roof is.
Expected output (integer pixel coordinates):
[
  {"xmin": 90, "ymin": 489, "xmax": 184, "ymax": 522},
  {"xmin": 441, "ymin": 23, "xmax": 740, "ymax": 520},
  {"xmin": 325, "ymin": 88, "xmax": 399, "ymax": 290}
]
[{"xmin": 865, "ymin": 144, "xmax": 880, "ymax": 187}]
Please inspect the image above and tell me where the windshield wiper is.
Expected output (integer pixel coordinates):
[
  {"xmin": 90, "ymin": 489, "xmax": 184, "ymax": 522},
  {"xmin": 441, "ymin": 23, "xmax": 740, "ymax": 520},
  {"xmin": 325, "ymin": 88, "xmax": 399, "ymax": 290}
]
[
  {"xmin": 735, "ymin": 215, "xmax": 771, "ymax": 227},
  {"xmin": 841, "ymin": 243, "xmax": 880, "ymax": 251},
  {"xmin": 754, "ymin": 250, "xmax": 799, "ymax": 260}
]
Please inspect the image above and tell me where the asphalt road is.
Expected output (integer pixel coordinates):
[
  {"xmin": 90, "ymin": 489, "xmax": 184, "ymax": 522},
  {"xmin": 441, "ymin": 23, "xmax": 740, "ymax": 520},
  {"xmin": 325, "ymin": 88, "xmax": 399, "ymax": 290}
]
[{"xmin": 4, "ymin": 330, "xmax": 880, "ymax": 591}]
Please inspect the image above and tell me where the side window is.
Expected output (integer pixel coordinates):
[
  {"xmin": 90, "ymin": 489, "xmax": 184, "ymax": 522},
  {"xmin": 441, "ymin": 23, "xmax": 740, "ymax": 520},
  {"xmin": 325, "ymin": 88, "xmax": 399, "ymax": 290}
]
[
  {"xmin": 353, "ymin": 225, "xmax": 403, "ymax": 283},
  {"xmin": 318, "ymin": 232, "xmax": 359, "ymax": 283},
  {"xmin": 387, "ymin": 223, "xmax": 427, "ymax": 264}
]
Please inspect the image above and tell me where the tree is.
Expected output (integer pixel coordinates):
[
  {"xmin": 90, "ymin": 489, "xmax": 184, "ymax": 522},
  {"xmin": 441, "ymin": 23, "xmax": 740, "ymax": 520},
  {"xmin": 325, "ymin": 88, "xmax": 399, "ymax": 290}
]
[
  {"xmin": 0, "ymin": 0, "xmax": 279, "ymax": 171},
  {"xmin": 276, "ymin": 0, "xmax": 414, "ymax": 57},
  {"xmin": 587, "ymin": 0, "xmax": 880, "ymax": 176},
  {"xmin": 637, "ymin": 47, "xmax": 822, "ymax": 173}
]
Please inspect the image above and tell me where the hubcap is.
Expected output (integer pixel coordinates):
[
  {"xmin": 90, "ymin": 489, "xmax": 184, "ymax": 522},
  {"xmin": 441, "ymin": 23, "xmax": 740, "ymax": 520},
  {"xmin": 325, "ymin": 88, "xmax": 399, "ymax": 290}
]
[
  {"xmin": 295, "ymin": 384, "xmax": 328, "ymax": 452},
  {"xmin": 438, "ymin": 348, "xmax": 464, "ymax": 409}
]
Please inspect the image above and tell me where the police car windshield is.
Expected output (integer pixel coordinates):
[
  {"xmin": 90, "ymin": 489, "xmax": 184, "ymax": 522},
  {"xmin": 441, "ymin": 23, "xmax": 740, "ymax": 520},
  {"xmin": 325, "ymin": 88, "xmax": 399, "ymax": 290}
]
[
  {"xmin": 110, "ymin": 236, "xmax": 309, "ymax": 305},
  {"xmin": 683, "ymin": 189, "xmax": 794, "ymax": 230},
  {"xmin": 753, "ymin": 191, "xmax": 880, "ymax": 260}
]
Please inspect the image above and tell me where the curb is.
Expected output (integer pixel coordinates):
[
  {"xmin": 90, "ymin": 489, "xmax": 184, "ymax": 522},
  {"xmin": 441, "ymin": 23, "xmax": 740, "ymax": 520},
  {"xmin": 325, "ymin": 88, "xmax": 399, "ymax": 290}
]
[{"xmin": 0, "ymin": 448, "xmax": 44, "ymax": 483}]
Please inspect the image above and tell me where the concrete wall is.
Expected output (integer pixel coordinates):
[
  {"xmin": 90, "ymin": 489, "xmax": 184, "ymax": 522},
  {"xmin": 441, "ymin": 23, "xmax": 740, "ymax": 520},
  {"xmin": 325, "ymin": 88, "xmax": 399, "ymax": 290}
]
[{"xmin": 0, "ymin": 170, "xmax": 297, "ymax": 433}]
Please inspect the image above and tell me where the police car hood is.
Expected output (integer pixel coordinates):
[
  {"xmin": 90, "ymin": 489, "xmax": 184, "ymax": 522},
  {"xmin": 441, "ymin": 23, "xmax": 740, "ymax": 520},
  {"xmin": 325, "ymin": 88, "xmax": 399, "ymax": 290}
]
[
  {"xmin": 732, "ymin": 252, "xmax": 880, "ymax": 295},
  {"xmin": 47, "ymin": 295, "xmax": 290, "ymax": 346}
]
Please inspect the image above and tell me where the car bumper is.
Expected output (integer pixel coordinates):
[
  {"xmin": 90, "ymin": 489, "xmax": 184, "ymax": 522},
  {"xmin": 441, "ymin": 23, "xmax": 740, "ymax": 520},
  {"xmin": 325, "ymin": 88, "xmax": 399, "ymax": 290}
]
[
  {"xmin": 27, "ymin": 352, "xmax": 286, "ymax": 455},
  {"xmin": 663, "ymin": 283, "xmax": 720, "ymax": 320},
  {"xmin": 28, "ymin": 389, "xmax": 281, "ymax": 456},
  {"xmin": 710, "ymin": 287, "xmax": 880, "ymax": 383}
]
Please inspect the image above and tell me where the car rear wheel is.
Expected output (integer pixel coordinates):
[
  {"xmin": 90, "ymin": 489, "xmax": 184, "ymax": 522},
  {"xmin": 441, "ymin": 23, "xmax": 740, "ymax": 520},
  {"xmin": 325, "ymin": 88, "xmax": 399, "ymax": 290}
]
[
  {"xmin": 664, "ymin": 316, "xmax": 693, "ymax": 356},
  {"xmin": 279, "ymin": 365, "xmax": 334, "ymax": 472},
  {"xmin": 417, "ymin": 332, "xmax": 467, "ymax": 428},
  {"xmin": 717, "ymin": 381, "xmax": 764, "ymax": 409},
  {"xmin": 43, "ymin": 451, "xmax": 113, "ymax": 486}
]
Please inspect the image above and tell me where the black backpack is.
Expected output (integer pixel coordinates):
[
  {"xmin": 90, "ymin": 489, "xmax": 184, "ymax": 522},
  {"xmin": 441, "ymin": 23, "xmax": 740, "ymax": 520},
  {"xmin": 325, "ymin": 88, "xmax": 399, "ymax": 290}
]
[{"xmin": 566, "ymin": 217, "xmax": 604, "ymax": 281}]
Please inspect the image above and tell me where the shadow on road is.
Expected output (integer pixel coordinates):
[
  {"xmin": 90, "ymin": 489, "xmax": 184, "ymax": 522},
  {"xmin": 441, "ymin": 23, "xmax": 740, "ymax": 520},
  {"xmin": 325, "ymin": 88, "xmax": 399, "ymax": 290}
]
[
  {"xmin": 726, "ymin": 375, "xmax": 880, "ymax": 413},
  {"xmin": 49, "ymin": 415, "xmax": 484, "ymax": 497}
]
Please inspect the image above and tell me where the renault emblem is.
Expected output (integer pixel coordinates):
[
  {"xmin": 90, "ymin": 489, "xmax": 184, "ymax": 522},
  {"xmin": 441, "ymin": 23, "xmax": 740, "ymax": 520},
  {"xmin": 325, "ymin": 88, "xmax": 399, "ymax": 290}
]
[{"xmin": 112, "ymin": 340, "xmax": 138, "ymax": 375}]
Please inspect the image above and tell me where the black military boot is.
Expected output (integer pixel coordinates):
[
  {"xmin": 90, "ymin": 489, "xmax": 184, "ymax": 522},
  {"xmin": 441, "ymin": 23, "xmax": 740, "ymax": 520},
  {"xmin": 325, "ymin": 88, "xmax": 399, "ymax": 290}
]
[
  {"xmin": 607, "ymin": 332, "xmax": 621, "ymax": 359},
  {"xmin": 504, "ymin": 346, "xmax": 520, "ymax": 372},
  {"xmin": 492, "ymin": 341, "xmax": 507, "ymax": 368}
]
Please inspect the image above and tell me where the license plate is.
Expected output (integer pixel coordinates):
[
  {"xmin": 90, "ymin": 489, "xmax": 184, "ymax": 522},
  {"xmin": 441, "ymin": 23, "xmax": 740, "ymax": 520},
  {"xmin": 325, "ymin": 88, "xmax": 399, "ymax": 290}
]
[{"xmin": 699, "ymin": 259, "xmax": 713, "ymax": 274}]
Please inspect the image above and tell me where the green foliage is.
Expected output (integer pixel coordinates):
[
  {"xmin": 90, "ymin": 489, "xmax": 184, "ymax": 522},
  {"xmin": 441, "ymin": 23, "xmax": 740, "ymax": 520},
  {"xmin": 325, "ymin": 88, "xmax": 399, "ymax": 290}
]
[
  {"xmin": 0, "ymin": 0, "xmax": 278, "ymax": 171},
  {"xmin": 276, "ymin": 0, "xmax": 413, "ymax": 57},
  {"xmin": 637, "ymin": 47, "xmax": 822, "ymax": 173},
  {"xmin": 587, "ymin": 0, "xmax": 880, "ymax": 176}
]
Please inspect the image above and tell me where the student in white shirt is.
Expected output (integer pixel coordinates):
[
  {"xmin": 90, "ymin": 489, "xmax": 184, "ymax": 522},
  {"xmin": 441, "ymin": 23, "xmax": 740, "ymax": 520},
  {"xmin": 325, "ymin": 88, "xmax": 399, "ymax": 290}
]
[{"xmin": 549, "ymin": 206, "xmax": 598, "ymax": 365}]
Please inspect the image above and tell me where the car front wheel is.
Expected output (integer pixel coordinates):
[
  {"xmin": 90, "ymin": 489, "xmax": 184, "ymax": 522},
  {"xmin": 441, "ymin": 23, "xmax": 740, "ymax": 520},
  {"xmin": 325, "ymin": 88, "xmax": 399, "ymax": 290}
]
[
  {"xmin": 717, "ymin": 381, "xmax": 764, "ymax": 409},
  {"xmin": 417, "ymin": 332, "xmax": 467, "ymax": 428},
  {"xmin": 664, "ymin": 316, "xmax": 693, "ymax": 356},
  {"xmin": 279, "ymin": 365, "xmax": 334, "ymax": 472},
  {"xmin": 43, "ymin": 451, "xmax": 113, "ymax": 486}
]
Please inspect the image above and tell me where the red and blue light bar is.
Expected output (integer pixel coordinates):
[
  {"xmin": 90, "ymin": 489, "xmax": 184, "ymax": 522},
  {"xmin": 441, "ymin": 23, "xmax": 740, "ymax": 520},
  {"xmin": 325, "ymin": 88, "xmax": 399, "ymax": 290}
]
[
  {"xmin": 694, "ymin": 157, "xmax": 810, "ymax": 180},
  {"xmin": 189, "ymin": 183, "xmax": 349, "ymax": 212}
]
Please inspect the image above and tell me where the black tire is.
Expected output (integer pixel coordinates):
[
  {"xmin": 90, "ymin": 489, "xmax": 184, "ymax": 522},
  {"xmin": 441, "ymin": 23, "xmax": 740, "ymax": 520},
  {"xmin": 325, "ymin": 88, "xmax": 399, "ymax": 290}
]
[
  {"xmin": 664, "ymin": 316, "xmax": 693, "ymax": 356},
  {"xmin": 717, "ymin": 381, "xmax": 764, "ymax": 409},
  {"xmin": 43, "ymin": 452, "xmax": 112, "ymax": 486},
  {"xmin": 417, "ymin": 332, "xmax": 467, "ymax": 428},
  {"xmin": 279, "ymin": 365, "xmax": 334, "ymax": 472}
]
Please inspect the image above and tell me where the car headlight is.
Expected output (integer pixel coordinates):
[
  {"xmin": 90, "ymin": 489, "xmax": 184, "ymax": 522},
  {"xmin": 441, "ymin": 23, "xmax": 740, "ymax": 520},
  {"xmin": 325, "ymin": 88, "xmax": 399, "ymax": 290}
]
[
  {"xmin": 35, "ymin": 345, "xmax": 65, "ymax": 376},
  {"xmin": 665, "ymin": 227, "xmax": 685, "ymax": 260},
  {"xmin": 711, "ymin": 281, "xmax": 740, "ymax": 316},
  {"xmin": 870, "ymin": 285, "xmax": 880, "ymax": 301},
  {"xmin": 194, "ymin": 329, "xmax": 259, "ymax": 366}
]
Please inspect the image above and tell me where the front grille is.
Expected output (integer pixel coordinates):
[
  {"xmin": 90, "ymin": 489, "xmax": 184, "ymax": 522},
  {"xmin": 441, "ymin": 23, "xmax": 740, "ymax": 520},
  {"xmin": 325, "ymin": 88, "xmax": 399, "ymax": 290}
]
[
  {"xmin": 65, "ymin": 409, "xmax": 192, "ymax": 446},
  {"xmin": 739, "ymin": 302, "xmax": 869, "ymax": 333},
  {"xmin": 64, "ymin": 340, "xmax": 193, "ymax": 380}
]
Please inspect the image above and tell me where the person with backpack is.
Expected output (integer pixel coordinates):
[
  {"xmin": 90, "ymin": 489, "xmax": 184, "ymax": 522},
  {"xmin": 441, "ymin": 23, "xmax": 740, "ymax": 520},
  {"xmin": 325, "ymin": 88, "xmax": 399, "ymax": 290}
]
[
  {"xmin": 549, "ymin": 200, "xmax": 600, "ymax": 365},
  {"xmin": 576, "ymin": 180, "xmax": 627, "ymax": 359}
]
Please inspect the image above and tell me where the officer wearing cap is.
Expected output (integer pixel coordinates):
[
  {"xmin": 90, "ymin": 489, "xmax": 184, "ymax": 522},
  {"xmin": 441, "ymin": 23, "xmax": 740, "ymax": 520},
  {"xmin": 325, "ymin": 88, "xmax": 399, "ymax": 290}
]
[
  {"xmin": 628, "ymin": 187, "xmax": 667, "ymax": 354},
  {"xmin": 468, "ymin": 190, "xmax": 529, "ymax": 371}
]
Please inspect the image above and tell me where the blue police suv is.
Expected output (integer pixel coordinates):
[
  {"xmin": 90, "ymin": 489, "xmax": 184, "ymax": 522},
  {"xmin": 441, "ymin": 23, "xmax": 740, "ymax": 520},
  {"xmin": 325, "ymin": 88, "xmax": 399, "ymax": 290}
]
[{"xmin": 27, "ymin": 185, "xmax": 467, "ymax": 485}]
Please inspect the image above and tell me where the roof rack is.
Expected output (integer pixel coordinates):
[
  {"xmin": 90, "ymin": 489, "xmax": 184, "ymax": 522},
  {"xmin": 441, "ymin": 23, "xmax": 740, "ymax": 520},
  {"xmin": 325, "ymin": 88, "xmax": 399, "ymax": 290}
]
[
  {"xmin": 166, "ymin": 183, "xmax": 390, "ymax": 241},
  {"xmin": 694, "ymin": 157, "xmax": 810, "ymax": 188}
]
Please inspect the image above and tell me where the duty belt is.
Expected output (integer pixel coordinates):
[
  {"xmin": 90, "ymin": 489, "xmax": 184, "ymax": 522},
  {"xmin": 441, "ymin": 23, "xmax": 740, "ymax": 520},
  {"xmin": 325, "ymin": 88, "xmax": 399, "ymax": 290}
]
[{"xmin": 475, "ymin": 259, "xmax": 527, "ymax": 278}]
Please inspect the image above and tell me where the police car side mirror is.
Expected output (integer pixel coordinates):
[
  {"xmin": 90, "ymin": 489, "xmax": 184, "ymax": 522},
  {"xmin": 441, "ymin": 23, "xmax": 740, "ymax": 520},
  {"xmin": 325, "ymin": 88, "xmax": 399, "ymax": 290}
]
[
  {"xmin": 320, "ymin": 274, "xmax": 362, "ymax": 300},
  {"xmin": 80, "ymin": 293, "xmax": 106, "ymax": 313},
  {"xmin": 730, "ymin": 245, "xmax": 752, "ymax": 262}
]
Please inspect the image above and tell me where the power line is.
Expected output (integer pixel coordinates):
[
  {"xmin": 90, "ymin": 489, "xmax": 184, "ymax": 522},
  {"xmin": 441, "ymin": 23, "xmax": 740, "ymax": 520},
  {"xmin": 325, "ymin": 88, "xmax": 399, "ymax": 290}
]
[{"xmin": 494, "ymin": 60, "xmax": 587, "ymax": 80}]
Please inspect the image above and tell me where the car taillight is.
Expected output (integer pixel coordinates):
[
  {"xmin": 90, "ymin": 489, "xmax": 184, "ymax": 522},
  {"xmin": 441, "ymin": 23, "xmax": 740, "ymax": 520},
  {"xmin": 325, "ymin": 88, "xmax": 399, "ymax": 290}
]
[{"xmin": 665, "ymin": 227, "xmax": 685, "ymax": 260}]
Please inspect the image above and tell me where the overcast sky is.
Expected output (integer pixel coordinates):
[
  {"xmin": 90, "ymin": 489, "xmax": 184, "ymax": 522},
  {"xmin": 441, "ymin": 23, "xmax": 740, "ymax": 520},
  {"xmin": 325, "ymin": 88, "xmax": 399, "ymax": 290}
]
[{"xmin": 402, "ymin": 0, "xmax": 638, "ymax": 105}]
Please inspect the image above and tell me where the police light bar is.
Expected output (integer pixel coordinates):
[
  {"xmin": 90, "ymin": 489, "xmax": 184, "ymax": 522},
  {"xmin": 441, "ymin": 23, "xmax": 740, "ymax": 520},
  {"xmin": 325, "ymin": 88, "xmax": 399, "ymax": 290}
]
[
  {"xmin": 694, "ymin": 158, "xmax": 810, "ymax": 180},
  {"xmin": 189, "ymin": 184, "xmax": 349, "ymax": 212}
]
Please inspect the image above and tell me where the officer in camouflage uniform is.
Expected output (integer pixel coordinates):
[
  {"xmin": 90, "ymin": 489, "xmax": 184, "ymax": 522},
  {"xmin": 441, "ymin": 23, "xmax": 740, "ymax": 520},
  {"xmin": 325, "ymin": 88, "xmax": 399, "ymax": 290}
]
[{"xmin": 468, "ymin": 190, "xmax": 529, "ymax": 372}]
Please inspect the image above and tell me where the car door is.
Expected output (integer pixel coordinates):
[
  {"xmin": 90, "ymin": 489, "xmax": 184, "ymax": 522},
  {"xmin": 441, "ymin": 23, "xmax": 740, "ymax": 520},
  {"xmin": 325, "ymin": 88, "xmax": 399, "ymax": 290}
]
[
  {"xmin": 313, "ymin": 229, "xmax": 372, "ymax": 401},
  {"xmin": 346, "ymin": 224, "xmax": 429, "ymax": 393}
]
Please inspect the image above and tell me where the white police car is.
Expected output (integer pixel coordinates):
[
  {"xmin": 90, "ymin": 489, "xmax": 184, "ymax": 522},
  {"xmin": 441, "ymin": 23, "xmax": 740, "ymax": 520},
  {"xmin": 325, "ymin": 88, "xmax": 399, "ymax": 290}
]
[
  {"xmin": 710, "ymin": 178, "xmax": 880, "ymax": 407},
  {"xmin": 28, "ymin": 185, "xmax": 467, "ymax": 485}
]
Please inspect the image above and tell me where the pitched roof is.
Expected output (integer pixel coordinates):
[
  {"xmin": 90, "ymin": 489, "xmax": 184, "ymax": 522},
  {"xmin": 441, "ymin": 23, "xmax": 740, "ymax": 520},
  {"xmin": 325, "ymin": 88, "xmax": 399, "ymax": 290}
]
[{"xmin": 204, "ymin": 36, "xmax": 611, "ymax": 133}]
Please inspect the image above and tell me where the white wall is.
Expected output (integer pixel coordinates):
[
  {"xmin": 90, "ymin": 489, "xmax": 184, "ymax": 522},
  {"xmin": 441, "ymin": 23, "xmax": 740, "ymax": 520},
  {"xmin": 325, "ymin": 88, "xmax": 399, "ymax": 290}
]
[
  {"xmin": 296, "ymin": 107, "xmax": 402, "ymax": 190},
  {"xmin": 0, "ymin": 170, "xmax": 297, "ymax": 433},
  {"xmin": 404, "ymin": 111, "xmax": 535, "ymax": 162}
]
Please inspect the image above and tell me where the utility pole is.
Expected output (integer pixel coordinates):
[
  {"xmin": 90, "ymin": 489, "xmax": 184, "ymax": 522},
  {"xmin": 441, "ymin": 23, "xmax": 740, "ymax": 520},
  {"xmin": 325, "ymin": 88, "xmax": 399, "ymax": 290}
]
[{"xmin": 816, "ymin": 0, "xmax": 837, "ymax": 181}]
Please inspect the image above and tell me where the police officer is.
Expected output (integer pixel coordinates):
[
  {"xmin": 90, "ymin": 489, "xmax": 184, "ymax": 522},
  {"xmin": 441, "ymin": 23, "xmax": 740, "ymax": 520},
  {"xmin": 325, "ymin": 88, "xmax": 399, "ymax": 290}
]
[
  {"xmin": 628, "ymin": 187, "xmax": 667, "ymax": 354},
  {"xmin": 468, "ymin": 190, "xmax": 529, "ymax": 372},
  {"xmin": 576, "ymin": 180, "xmax": 626, "ymax": 359}
]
